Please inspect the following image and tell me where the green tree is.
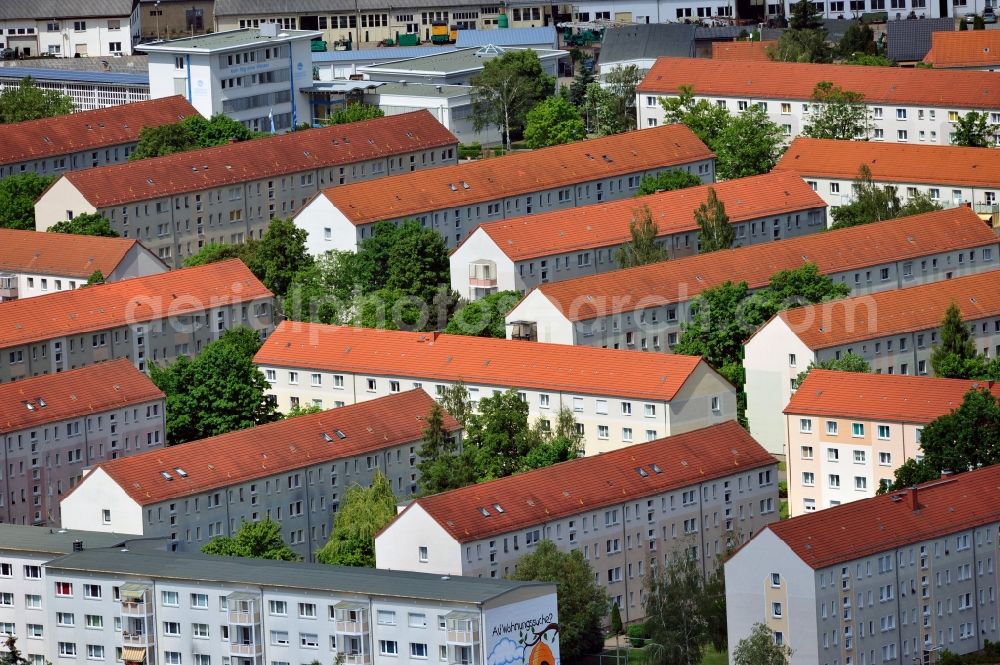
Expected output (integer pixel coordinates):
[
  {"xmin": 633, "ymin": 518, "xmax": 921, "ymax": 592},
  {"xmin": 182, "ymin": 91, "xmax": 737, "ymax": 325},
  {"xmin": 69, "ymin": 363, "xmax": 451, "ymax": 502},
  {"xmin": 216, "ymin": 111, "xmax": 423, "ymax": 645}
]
[
  {"xmin": 732, "ymin": 623, "xmax": 793, "ymax": 665},
  {"xmin": 974, "ymin": 14, "xmax": 986, "ymax": 29},
  {"xmin": 416, "ymin": 401, "xmax": 477, "ymax": 496},
  {"xmin": 951, "ymin": 111, "xmax": 999, "ymax": 148},
  {"xmin": 844, "ymin": 53, "xmax": 895, "ymax": 66},
  {"xmin": 131, "ymin": 114, "xmax": 259, "ymax": 160},
  {"xmin": 789, "ymin": 0, "xmax": 824, "ymax": 29},
  {"xmin": 795, "ymin": 352, "xmax": 871, "ymax": 386},
  {"xmin": 248, "ymin": 218, "xmax": 313, "ymax": 299},
  {"xmin": 701, "ymin": 561, "xmax": 728, "ymax": 652},
  {"xmin": 0, "ymin": 173, "xmax": 55, "ymax": 230},
  {"xmin": 960, "ymin": 17, "xmax": 969, "ymax": 30},
  {"xmin": 85, "ymin": 270, "xmax": 106, "ymax": 286},
  {"xmin": 522, "ymin": 407, "xmax": 583, "ymax": 472},
  {"xmin": 470, "ymin": 50, "xmax": 554, "ymax": 151},
  {"xmin": 610, "ymin": 603, "xmax": 624, "ymax": 664},
  {"xmin": 283, "ymin": 251, "xmax": 357, "ymax": 324},
  {"xmin": 183, "ymin": 241, "xmax": 257, "ymax": 267},
  {"xmin": 645, "ymin": 552, "xmax": 708, "ymax": 665},
  {"xmin": 355, "ymin": 288, "xmax": 427, "ymax": 331},
  {"xmin": 1, "ymin": 635, "xmax": 30, "ymax": 665},
  {"xmin": 149, "ymin": 326, "xmax": 280, "ymax": 445},
  {"xmin": 694, "ymin": 187, "xmax": 733, "ymax": 253},
  {"xmin": 201, "ymin": 517, "xmax": 299, "ymax": 560},
  {"xmin": 614, "ymin": 205, "xmax": 668, "ymax": 268},
  {"xmin": 129, "ymin": 122, "xmax": 198, "ymax": 160},
  {"xmin": 881, "ymin": 456, "xmax": 941, "ymax": 493},
  {"xmin": 837, "ymin": 22, "xmax": 877, "ymax": 58},
  {"xmin": 713, "ymin": 106, "xmax": 785, "ymax": 180},
  {"xmin": 568, "ymin": 63, "xmax": 595, "ymax": 107},
  {"xmin": 316, "ymin": 471, "xmax": 398, "ymax": 567},
  {"xmin": 47, "ymin": 213, "xmax": 119, "ymax": 237},
  {"xmin": 285, "ymin": 403, "xmax": 324, "ymax": 418},
  {"xmin": 360, "ymin": 219, "xmax": 452, "ymax": 307},
  {"xmin": 446, "ymin": 291, "xmax": 522, "ymax": 338},
  {"xmin": 464, "ymin": 389, "xmax": 540, "ymax": 480},
  {"xmin": 769, "ymin": 28, "xmax": 833, "ymax": 63},
  {"xmin": 0, "ymin": 77, "xmax": 74, "ymax": 124},
  {"xmin": 523, "ymin": 96, "xmax": 585, "ymax": 148},
  {"xmin": 439, "ymin": 382, "xmax": 473, "ymax": 428},
  {"xmin": 659, "ymin": 85, "xmax": 730, "ymax": 148},
  {"xmin": 930, "ymin": 302, "xmax": 978, "ymax": 377},
  {"xmin": 323, "ymin": 103, "xmax": 385, "ymax": 126},
  {"xmin": 803, "ymin": 81, "xmax": 871, "ymax": 140},
  {"xmin": 636, "ymin": 170, "xmax": 702, "ymax": 196},
  {"xmin": 829, "ymin": 165, "xmax": 900, "ymax": 228},
  {"xmin": 509, "ymin": 541, "xmax": 607, "ymax": 662},
  {"xmin": 594, "ymin": 64, "xmax": 642, "ymax": 135}
]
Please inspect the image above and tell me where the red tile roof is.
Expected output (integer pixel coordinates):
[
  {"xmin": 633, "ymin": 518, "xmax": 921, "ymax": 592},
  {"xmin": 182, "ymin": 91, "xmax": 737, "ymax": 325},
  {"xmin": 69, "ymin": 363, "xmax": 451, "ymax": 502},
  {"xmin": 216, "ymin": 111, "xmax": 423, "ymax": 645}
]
[
  {"xmin": 401, "ymin": 421, "xmax": 773, "ymax": 543},
  {"xmin": 767, "ymin": 464, "xmax": 1000, "ymax": 569},
  {"xmin": 0, "ymin": 359, "xmax": 163, "ymax": 433},
  {"xmin": 469, "ymin": 171, "xmax": 823, "ymax": 261},
  {"xmin": 0, "ymin": 259, "xmax": 271, "ymax": 349},
  {"xmin": 85, "ymin": 390, "xmax": 458, "ymax": 506},
  {"xmin": 530, "ymin": 206, "xmax": 996, "ymax": 322},
  {"xmin": 63, "ymin": 110, "xmax": 458, "ymax": 208},
  {"xmin": 0, "ymin": 96, "xmax": 196, "ymax": 167},
  {"xmin": 316, "ymin": 124, "xmax": 714, "ymax": 225},
  {"xmin": 784, "ymin": 369, "xmax": 1000, "ymax": 423},
  {"xmin": 923, "ymin": 31, "xmax": 1000, "ymax": 68},
  {"xmin": 774, "ymin": 137, "xmax": 1000, "ymax": 188},
  {"xmin": 711, "ymin": 40, "xmax": 777, "ymax": 61},
  {"xmin": 0, "ymin": 229, "xmax": 162, "ymax": 279},
  {"xmin": 636, "ymin": 57, "xmax": 1000, "ymax": 109},
  {"xmin": 778, "ymin": 268, "xmax": 1000, "ymax": 350},
  {"xmin": 254, "ymin": 321, "xmax": 710, "ymax": 401}
]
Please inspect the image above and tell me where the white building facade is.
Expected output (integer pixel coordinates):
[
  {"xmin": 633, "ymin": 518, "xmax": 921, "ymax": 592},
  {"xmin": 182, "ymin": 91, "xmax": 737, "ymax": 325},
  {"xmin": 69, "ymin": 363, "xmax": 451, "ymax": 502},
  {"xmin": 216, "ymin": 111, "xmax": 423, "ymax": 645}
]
[{"xmin": 0, "ymin": 0, "xmax": 137, "ymax": 58}]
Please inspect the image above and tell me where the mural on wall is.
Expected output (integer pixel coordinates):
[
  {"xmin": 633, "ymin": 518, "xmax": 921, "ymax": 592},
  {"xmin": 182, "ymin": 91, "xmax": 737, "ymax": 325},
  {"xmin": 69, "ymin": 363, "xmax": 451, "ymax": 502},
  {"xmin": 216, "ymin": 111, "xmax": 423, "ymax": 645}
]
[{"xmin": 485, "ymin": 596, "xmax": 560, "ymax": 665}]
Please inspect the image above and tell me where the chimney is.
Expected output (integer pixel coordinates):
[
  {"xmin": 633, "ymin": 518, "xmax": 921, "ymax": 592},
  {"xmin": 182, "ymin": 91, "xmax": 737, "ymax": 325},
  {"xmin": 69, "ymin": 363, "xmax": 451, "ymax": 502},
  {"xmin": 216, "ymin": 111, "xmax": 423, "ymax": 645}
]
[
  {"xmin": 72, "ymin": 540, "xmax": 84, "ymax": 552},
  {"xmin": 909, "ymin": 486, "xmax": 920, "ymax": 512}
]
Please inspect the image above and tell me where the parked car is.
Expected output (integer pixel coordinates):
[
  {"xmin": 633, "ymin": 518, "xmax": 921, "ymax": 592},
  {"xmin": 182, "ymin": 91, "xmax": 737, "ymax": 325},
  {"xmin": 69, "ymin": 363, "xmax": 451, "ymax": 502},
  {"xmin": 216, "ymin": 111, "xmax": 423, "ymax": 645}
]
[
  {"xmin": 983, "ymin": 7, "xmax": 997, "ymax": 22},
  {"xmin": 964, "ymin": 11, "xmax": 978, "ymax": 21},
  {"xmin": 0, "ymin": 47, "xmax": 15, "ymax": 60}
]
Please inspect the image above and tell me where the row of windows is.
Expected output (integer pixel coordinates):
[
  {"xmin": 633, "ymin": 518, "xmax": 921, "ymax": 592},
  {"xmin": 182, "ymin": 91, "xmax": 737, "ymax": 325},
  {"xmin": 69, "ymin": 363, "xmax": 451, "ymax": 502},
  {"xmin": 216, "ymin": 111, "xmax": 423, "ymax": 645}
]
[{"xmin": 798, "ymin": 419, "xmax": 908, "ymax": 441}]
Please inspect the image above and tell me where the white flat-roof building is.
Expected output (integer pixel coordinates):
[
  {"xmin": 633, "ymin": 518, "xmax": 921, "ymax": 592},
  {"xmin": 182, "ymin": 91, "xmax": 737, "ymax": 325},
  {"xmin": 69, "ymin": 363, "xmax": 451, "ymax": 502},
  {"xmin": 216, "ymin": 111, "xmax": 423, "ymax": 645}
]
[
  {"xmin": 0, "ymin": 0, "xmax": 137, "ymax": 58},
  {"xmin": 357, "ymin": 46, "xmax": 566, "ymax": 87},
  {"xmin": 142, "ymin": 27, "xmax": 319, "ymax": 132},
  {"xmin": 253, "ymin": 321, "xmax": 738, "ymax": 457}
]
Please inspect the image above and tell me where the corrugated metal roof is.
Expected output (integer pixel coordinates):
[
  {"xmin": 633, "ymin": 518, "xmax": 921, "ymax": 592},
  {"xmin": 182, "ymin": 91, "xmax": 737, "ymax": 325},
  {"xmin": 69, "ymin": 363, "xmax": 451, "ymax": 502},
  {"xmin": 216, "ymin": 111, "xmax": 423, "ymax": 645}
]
[
  {"xmin": 599, "ymin": 24, "xmax": 697, "ymax": 64},
  {"xmin": 0, "ymin": 0, "xmax": 131, "ymax": 20},
  {"xmin": 0, "ymin": 67, "xmax": 149, "ymax": 86},
  {"xmin": 312, "ymin": 47, "xmax": 457, "ymax": 62},
  {"xmin": 886, "ymin": 17, "xmax": 955, "ymax": 62},
  {"xmin": 46, "ymin": 548, "xmax": 550, "ymax": 604},
  {"xmin": 455, "ymin": 27, "xmax": 557, "ymax": 48}
]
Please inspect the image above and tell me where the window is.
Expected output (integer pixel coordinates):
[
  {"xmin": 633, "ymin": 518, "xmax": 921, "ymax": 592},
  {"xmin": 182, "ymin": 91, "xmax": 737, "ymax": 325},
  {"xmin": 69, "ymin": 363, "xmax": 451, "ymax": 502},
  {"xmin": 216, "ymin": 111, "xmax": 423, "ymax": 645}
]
[
  {"xmin": 855, "ymin": 476, "xmax": 867, "ymax": 491},
  {"xmin": 827, "ymin": 420, "xmax": 838, "ymax": 435},
  {"xmin": 877, "ymin": 425, "xmax": 890, "ymax": 440},
  {"xmin": 163, "ymin": 622, "xmax": 181, "ymax": 636},
  {"xmin": 852, "ymin": 423, "xmax": 864, "ymax": 437},
  {"xmin": 771, "ymin": 573, "xmax": 781, "ymax": 587},
  {"xmin": 192, "ymin": 624, "xmax": 209, "ymax": 638},
  {"xmin": 408, "ymin": 613, "xmax": 427, "ymax": 629},
  {"xmin": 269, "ymin": 600, "xmax": 287, "ymax": 616},
  {"xmin": 828, "ymin": 449, "xmax": 839, "ymax": 462},
  {"xmin": 418, "ymin": 546, "xmax": 428, "ymax": 562},
  {"xmin": 84, "ymin": 584, "xmax": 101, "ymax": 599},
  {"xmin": 380, "ymin": 641, "xmax": 398, "ymax": 656},
  {"xmin": 298, "ymin": 603, "xmax": 316, "ymax": 618},
  {"xmin": 801, "ymin": 445, "xmax": 813, "ymax": 459},
  {"xmin": 800, "ymin": 418, "xmax": 812, "ymax": 433},
  {"xmin": 57, "ymin": 613, "xmax": 76, "ymax": 627},
  {"xmin": 161, "ymin": 591, "xmax": 178, "ymax": 606},
  {"xmin": 829, "ymin": 474, "xmax": 841, "ymax": 489},
  {"xmin": 644, "ymin": 404, "xmax": 656, "ymax": 417},
  {"xmin": 879, "ymin": 452, "xmax": 891, "ymax": 466},
  {"xmin": 853, "ymin": 450, "xmax": 866, "ymax": 463},
  {"xmin": 621, "ymin": 402, "xmax": 632, "ymax": 416},
  {"xmin": 598, "ymin": 425, "xmax": 609, "ymax": 440},
  {"xmin": 772, "ymin": 602, "xmax": 782, "ymax": 617},
  {"xmin": 55, "ymin": 582, "xmax": 73, "ymax": 597},
  {"xmin": 377, "ymin": 610, "xmax": 396, "ymax": 626},
  {"xmin": 190, "ymin": 593, "xmax": 208, "ymax": 609},
  {"xmin": 299, "ymin": 633, "xmax": 318, "ymax": 648},
  {"xmin": 59, "ymin": 643, "xmax": 77, "ymax": 657},
  {"xmin": 802, "ymin": 472, "xmax": 815, "ymax": 486},
  {"xmin": 163, "ymin": 654, "xmax": 181, "ymax": 665},
  {"xmin": 410, "ymin": 643, "xmax": 428, "ymax": 659},
  {"xmin": 270, "ymin": 631, "xmax": 289, "ymax": 646}
]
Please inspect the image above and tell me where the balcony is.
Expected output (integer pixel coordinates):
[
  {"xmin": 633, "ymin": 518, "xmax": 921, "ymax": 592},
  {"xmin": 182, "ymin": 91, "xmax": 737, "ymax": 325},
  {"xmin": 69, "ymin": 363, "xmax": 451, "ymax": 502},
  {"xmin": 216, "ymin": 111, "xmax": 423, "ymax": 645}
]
[
  {"xmin": 0, "ymin": 274, "xmax": 18, "ymax": 301},
  {"xmin": 469, "ymin": 261, "xmax": 497, "ymax": 289},
  {"xmin": 333, "ymin": 602, "xmax": 369, "ymax": 635},
  {"xmin": 227, "ymin": 592, "xmax": 261, "ymax": 625},
  {"xmin": 446, "ymin": 612, "xmax": 480, "ymax": 646},
  {"xmin": 122, "ymin": 632, "xmax": 154, "ymax": 648},
  {"xmin": 229, "ymin": 643, "xmax": 262, "ymax": 657},
  {"xmin": 340, "ymin": 653, "xmax": 370, "ymax": 665}
]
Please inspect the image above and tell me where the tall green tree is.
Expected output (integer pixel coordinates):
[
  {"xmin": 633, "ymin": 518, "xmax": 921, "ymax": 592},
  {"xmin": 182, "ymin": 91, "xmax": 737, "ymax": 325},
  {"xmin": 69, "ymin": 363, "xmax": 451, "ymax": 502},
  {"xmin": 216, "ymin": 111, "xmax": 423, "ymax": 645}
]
[
  {"xmin": 694, "ymin": 187, "xmax": 733, "ymax": 253},
  {"xmin": 48, "ymin": 213, "xmax": 119, "ymax": 237},
  {"xmin": 829, "ymin": 165, "xmax": 941, "ymax": 229},
  {"xmin": 614, "ymin": 205, "xmax": 668, "ymax": 268},
  {"xmin": 930, "ymin": 302, "xmax": 978, "ymax": 377},
  {"xmin": 509, "ymin": 541, "xmax": 607, "ymax": 662},
  {"xmin": 463, "ymin": 389, "xmax": 540, "ymax": 480},
  {"xmin": 131, "ymin": 114, "xmax": 259, "ymax": 160},
  {"xmin": 837, "ymin": 22, "xmax": 877, "ymax": 58},
  {"xmin": 0, "ymin": 173, "xmax": 55, "ymax": 230},
  {"xmin": 522, "ymin": 407, "xmax": 583, "ymax": 472},
  {"xmin": 645, "ymin": 552, "xmax": 708, "ymax": 665},
  {"xmin": 440, "ymin": 382, "xmax": 473, "ymax": 427},
  {"xmin": 416, "ymin": 402, "xmax": 477, "ymax": 496},
  {"xmin": 659, "ymin": 85, "xmax": 730, "ymax": 148},
  {"xmin": 446, "ymin": 291, "xmax": 522, "ymax": 338},
  {"xmin": 795, "ymin": 352, "xmax": 871, "ymax": 386},
  {"xmin": 610, "ymin": 603, "xmax": 624, "ymax": 663},
  {"xmin": 951, "ymin": 111, "xmax": 999, "ymax": 148},
  {"xmin": 183, "ymin": 241, "xmax": 257, "ymax": 267},
  {"xmin": 732, "ymin": 623, "xmax": 793, "ymax": 665},
  {"xmin": 789, "ymin": 0, "xmax": 824, "ymax": 29},
  {"xmin": 594, "ymin": 64, "xmax": 642, "ymax": 135},
  {"xmin": 1, "ymin": 636, "xmax": 30, "ymax": 665},
  {"xmin": 636, "ymin": 170, "xmax": 702, "ymax": 196},
  {"xmin": 316, "ymin": 471, "xmax": 398, "ymax": 567},
  {"xmin": 470, "ymin": 49, "xmax": 554, "ymax": 151},
  {"xmin": 149, "ymin": 326, "xmax": 280, "ymax": 445},
  {"xmin": 201, "ymin": 517, "xmax": 299, "ymax": 560},
  {"xmin": 769, "ymin": 28, "xmax": 834, "ymax": 63},
  {"xmin": 713, "ymin": 106, "xmax": 785, "ymax": 180},
  {"xmin": 323, "ymin": 103, "xmax": 384, "ymax": 126},
  {"xmin": 523, "ymin": 96, "xmax": 585, "ymax": 148},
  {"xmin": 803, "ymin": 81, "xmax": 871, "ymax": 140},
  {"xmin": 0, "ymin": 77, "xmax": 74, "ymax": 124},
  {"xmin": 568, "ymin": 63, "xmax": 595, "ymax": 107},
  {"xmin": 249, "ymin": 218, "xmax": 313, "ymax": 299}
]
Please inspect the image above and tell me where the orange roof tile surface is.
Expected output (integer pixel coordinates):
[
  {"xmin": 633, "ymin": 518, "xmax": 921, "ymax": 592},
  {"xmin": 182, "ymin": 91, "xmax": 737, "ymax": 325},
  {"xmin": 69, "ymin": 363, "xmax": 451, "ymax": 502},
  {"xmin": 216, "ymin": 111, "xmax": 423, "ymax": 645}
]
[
  {"xmin": 88, "ymin": 390, "xmax": 458, "ymax": 506},
  {"xmin": 470, "ymin": 171, "xmax": 824, "ymax": 261},
  {"xmin": 0, "ymin": 229, "xmax": 161, "ymax": 278},
  {"xmin": 0, "ymin": 259, "xmax": 272, "ymax": 349},
  {"xmin": 774, "ymin": 137, "xmax": 1000, "ymax": 188},
  {"xmin": 64, "ymin": 110, "xmax": 458, "ymax": 208},
  {"xmin": 531, "ymin": 206, "xmax": 996, "ymax": 321},
  {"xmin": 711, "ymin": 40, "xmax": 777, "ymax": 61},
  {"xmin": 0, "ymin": 359, "xmax": 164, "ymax": 433},
  {"xmin": 636, "ymin": 57, "xmax": 1000, "ymax": 109},
  {"xmin": 254, "ymin": 321, "xmax": 709, "ymax": 401},
  {"xmin": 317, "ymin": 124, "xmax": 714, "ymax": 225},
  {"xmin": 784, "ymin": 369, "xmax": 1000, "ymax": 423},
  {"xmin": 923, "ymin": 31, "xmax": 1000, "ymax": 68},
  {"xmin": 405, "ymin": 421, "xmax": 773, "ymax": 543},
  {"xmin": 768, "ymin": 464, "xmax": 1000, "ymax": 569},
  {"xmin": 0, "ymin": 96, "xmax": 196, "ymax": 167},
  {"xmin": 779, "ymin": 268, "xmax": 1000, "ymax": 350}
]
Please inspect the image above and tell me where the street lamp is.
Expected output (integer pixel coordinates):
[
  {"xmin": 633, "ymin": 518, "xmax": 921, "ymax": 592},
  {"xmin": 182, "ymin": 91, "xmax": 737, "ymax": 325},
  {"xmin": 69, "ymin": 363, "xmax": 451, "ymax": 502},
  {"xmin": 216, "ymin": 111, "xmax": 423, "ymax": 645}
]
[{"xmin": 155, "ymin": 0, "xmax": 161, "ymax": 40}]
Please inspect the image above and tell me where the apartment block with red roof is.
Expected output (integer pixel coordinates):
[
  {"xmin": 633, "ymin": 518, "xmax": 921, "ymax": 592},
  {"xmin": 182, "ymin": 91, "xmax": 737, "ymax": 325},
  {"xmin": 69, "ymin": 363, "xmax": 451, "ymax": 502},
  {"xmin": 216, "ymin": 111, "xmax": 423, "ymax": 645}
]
[
  {"xmin": 726, "ymin": 465, "xmax": 1000, "ymax": 664},
  {"xmin": 0, "ymin": 259, "xmax": 273, "ymax": 384},
  {"xmin": 0, "ymin": 229, "xmax": 167, "ymax": 302},
  {"xmin": 745, "ymin": 269, "xmax": 1000, "ymax": 460},
  {"xmin": 774, "ymin": 137, "xmax": 1000, "ymax": 214},
  {"xmin": 0, "ymin": 359, "xmax": 165, "ymax": 527},
  {"xmin": 502, "ymin": 207, "xmax": 999, "ymax": 360},
  {"xmin": 60, "ymin": 390, "xmax": 461, "ymax": 560},
  {"xmin": 785, "ymin": 370, "xmax": 1000, "ymax": 517},
  {"xmin": 0, "ymin": 96, "xmax": 197, "ymax": 180},
  {"xmin": 33, "ymin": 110, "xmax": 458, "ymax": 267},
  {"xmin": 253, "ymin": 321, "xmax": 737, "ymax": 457},
  {"xmin": 375, "ymin": 421, "xmax": 779, "ymax": 623},
  {"xmin": 923, "ymin": 30, "xmax": 1000, "ymax": 70},
  {"xmin": 636, "ymin": 58, "xmax": 1000, "ymax": 145},
  {"xmin": 292, "ymin": 123, "xmax": 715, "ymax": 253},
  {"xmin": 449, "ymin": 171, "xmax": 827, "ymax": 299}
]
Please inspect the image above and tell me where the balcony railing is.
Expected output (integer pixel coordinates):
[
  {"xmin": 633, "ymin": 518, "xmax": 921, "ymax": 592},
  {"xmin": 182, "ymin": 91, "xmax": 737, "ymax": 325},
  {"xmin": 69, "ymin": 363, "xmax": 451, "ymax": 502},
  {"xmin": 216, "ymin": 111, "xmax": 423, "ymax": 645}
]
[
  {"xmin": 229, "ymin": 610, "xmax": 260, "ymax": 625},
  {"xmin": 121, "ymin": 633, "xmax": 154, "ymax": 647},
  {"xmin": 341, "ymin": 653, "xmax": 370, "ymax": 665},
  {"xmin": 335, "ymin": 620, "xmax": 369, "ymax": 635},
  {"xmin": 446, "ymin": 629, "xmax": 477, "ymax": 645},
  {"xmin": 120, "ymin": 602, "xmax": 152, "ymax": 617},
  {"xmin": 469, "ymin": 277, "xmax": 497, "ymax": 288},
  {"xmin": 230, "ymin": 643, "xmax": 262, "ymax": 657}
]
